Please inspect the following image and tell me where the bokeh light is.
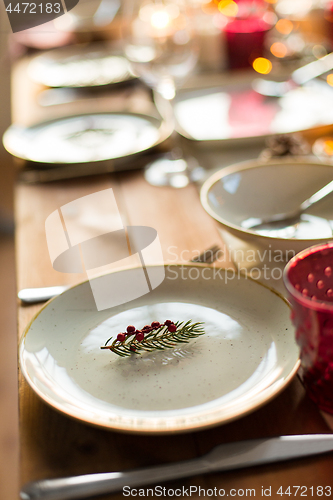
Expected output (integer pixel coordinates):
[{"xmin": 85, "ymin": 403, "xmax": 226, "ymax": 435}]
[
  {"xmin": 327, "ymin": 74, "xmax": 333, "ymax": 87},
  {"xmin": 322, "ymin": 139, "xmax": 333, "ymax": 156},
  {"xmin": 252, "ymin": 57, "xmax": 272, "ymax": 74},
  {"xmin": 217, "ymin": 0, "xmax": 238, "ymax": 17},
  {"xmin": 312, "ymin": 44, "xmax": 327, "ymax": 60},
  {"xmin": 275, "ymin": 18, "xmax": 293, "ymax": 35},
  {"xmin": 151, "ymin": 10, "xmax": 170, "ymax": 29},
  {"xmin": 270, "ymin": 41, "xmax": 288, "ymax": 58}
]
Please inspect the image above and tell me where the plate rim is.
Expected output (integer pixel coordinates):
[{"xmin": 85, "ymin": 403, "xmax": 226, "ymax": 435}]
[
  {"xmin": 19, "ymin": 263, "xmax": 300, "ymax": 434},
  {"xmin": 200, "ymin": 157, "xmax": 333, "ymax": 246}
]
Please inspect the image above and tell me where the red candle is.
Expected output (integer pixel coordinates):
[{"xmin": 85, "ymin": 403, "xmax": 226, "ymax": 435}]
[{"xmin": 224, "ymin": 0, "xmax": 272, "ymax": 69}]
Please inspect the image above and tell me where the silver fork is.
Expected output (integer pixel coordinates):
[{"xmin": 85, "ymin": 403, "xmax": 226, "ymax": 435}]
[{"xmin": 18, "ymin": 245, "xmax": 221, "ymax": 304}]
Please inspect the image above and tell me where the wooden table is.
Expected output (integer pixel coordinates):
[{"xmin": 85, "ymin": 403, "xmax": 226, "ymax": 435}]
[{"xmin": 14, "ymin": 56, "xmax": 333, "ymax": 499}]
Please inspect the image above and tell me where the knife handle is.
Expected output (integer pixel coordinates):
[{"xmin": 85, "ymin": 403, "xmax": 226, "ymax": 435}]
[{"xmin": 18, "ymin": 286, "xmax": 69, "ymax": 304}]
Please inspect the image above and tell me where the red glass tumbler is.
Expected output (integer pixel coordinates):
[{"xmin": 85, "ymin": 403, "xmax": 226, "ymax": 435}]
[{"xmin": 284, "ymin": 242, "xmax": 333, "ymax": 413}]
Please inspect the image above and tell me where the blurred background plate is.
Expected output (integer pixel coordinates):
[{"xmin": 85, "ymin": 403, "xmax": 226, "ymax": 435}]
[
  {"xmin": 3, "ymin": 111, "xmax": 172, "ymax": 171},
  {"xmin": 200, "ymin": 157, "xmax": 333, "ymax": 254},
  {"xmin": 28, "ymin": 42, "xmax": 134, "ymax": 89},
  {"xmin": 174, "ymin": 77, "xmax": 333, "ymax": 148}
]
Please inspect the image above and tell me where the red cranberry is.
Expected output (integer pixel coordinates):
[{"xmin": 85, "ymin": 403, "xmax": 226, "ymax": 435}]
[
  {"xmin": 136, "ymin": 332, "xmax": 144, "ymax": 342},
  {"xmin": 130, "ymin": 345, "xmax": 136, "ymax": 352},
  {"xmin": 151, "ymin": 321, "xmax": 161, "ymax": 328},
  {"xmin": 117, "ymin": 333, "xmax": 126, "ymax": 342},
  {"xmin": 164, "ymin": 320, "xmax": 173, "ymax": 326},
  {"xmin": 168, "ymin": 324, "xmax": 177, "ymax": 333},
  {"xmin": 127, "ymin": 325, "xmax": 136, "ymax": 333}
]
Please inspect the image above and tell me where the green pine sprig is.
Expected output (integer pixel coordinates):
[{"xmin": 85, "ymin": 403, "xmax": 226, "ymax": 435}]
[{"xmin": 101, "ymin": 320, "xmax": 205, "ymax": 357}]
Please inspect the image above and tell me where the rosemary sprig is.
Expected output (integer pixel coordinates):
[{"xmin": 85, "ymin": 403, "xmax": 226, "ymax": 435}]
[{"xmin": 101, "ymin": 320, "xmax": 205, "ymax": 357}]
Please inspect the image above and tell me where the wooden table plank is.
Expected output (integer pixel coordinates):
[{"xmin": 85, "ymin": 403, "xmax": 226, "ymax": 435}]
[{"xmin": 115, "ymin": 171, "xmax": 233, "ymax": 267}]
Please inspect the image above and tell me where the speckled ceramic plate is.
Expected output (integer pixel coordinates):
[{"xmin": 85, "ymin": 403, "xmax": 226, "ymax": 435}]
[{"xmin": 19, "ymin": 265, "xmax": 299, "ymax": 433}]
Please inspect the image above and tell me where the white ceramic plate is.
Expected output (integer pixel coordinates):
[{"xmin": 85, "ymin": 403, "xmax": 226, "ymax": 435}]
[
  {"xmin": 28, "ymin": 43, "xmax": 134, "ymax": 88},
  {"xmin": 201, "ymin": 158, "xmax": 333, "ymax": 254},
  {"xmin": 20, "ymin": 265, "xmax": 299, "ymax": 433},
  {"xmin": 3, "ymin": 112, "xmax": 171, "ymax": 166},
  {"xmin": 174, "ymin": 79, "xmax": 333, "ymax": 146}
]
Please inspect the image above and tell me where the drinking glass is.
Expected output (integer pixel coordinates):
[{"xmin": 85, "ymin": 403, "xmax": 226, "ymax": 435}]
[
  {"xmin": 284, "ymin": 242, "xmax": 333, "ymax": 413},
  {"xmin": 121, "ymin": 0, "xmax": 201, "ymax": 187}
]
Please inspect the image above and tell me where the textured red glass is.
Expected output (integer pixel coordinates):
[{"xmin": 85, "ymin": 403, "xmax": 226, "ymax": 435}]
[{"xmin": 284, "ymin": 242, "xmax": 333, "ymax": 413}]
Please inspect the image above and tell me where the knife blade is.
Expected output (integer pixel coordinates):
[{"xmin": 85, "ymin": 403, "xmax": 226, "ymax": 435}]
[{"xmin": 20, "ymin": 434, "xmax": 333, "ymax": 500}]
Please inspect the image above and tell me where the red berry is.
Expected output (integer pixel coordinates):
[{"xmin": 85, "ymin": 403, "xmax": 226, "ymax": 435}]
[
  {"xmin": 142, "ymin": 326, "xmax": 152, "ymax": 333},
  {"xmin": 135, "ymin": 330, "xmax": 142, "ymax": 335},
  {"xmin": 127, "ymin": 325, "xmax": 136, "ymax": 333},
  {"xmin": 151, "ymin": 321, "xmax": 161, "ymax": 328},
  {"xmin": 136, "ymin": 332, "xmax": 144, "ymax": 342},
  {"xmin": 168, "ymin": 324, "xmax": 177, "ymax": 333},
  {"xmin": 117, "ymin": 333, "xmax": 126, "ymax": 342},
  {"xmin": 130, "ymin": 345, "xmax": 136, "ymax": 352},
  {"xmin": 164, "ymin": 320, "xmax": 173, "ymax": 326}
]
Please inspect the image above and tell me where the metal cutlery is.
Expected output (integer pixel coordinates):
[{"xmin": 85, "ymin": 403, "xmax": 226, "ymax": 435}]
[
  {"xmin": 18, "ymin": 245, "xmax": 222, "ymax": 304},
  {"xmin": 20, "ymin": 434, "xmax": 333, "ymax": 500},
  {"xmin": 18, "ymin": 285, "xmax": 70, "ymax": 304},
  {"xmin": 253, "ymin": 51, "xmax": 333, "ymax": 97},
  {"xmin": 241, "ymin": 179, "xmax": 333, "ymax": 231},
  {"xmin": 190, "ymin": 244, "xmax": 221, "ymax": 263}
]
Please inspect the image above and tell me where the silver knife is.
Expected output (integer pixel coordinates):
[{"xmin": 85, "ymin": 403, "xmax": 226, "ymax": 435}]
[{"xmin": 20, "ymin": 434, "xmax": 333, "ymax": 500}]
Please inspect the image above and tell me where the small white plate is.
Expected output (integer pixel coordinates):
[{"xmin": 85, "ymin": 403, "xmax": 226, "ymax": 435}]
[
  {"xmin": 174, "ymin": 79, "xmax": 333, "ymax": 146},
  {"xmin": 201, "ymin": 158, "xmax": 333, "ymax": 254},
  {"xmin": 19, "ymin": 265, "xmax": 299, "ymax": 433},
  {"xmin": 3, "ymin": 112, "xmax": 171, "ymax": 166}
]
